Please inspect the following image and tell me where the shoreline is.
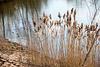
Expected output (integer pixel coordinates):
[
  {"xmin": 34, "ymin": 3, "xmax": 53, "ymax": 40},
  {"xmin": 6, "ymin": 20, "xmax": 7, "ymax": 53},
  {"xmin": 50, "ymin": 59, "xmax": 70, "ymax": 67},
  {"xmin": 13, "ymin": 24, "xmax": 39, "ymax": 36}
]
[
  {"xmin": 0, "ymin": 35, "xmax": 27, "ymax": 50},
  {"xmin": 0, "ymin": 35, "xmax": 27, "ymax": 67},
  {"xmin": 0, "ymin": 35, "xmax": 59, "ymax": 67}
]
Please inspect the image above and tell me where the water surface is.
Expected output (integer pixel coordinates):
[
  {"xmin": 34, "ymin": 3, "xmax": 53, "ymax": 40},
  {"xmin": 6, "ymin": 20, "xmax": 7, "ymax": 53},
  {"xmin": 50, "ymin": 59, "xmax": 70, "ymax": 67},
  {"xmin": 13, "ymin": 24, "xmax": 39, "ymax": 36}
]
[{"xmin": 0, "ymin": 0, "xmax": 100, "ymax": 46}]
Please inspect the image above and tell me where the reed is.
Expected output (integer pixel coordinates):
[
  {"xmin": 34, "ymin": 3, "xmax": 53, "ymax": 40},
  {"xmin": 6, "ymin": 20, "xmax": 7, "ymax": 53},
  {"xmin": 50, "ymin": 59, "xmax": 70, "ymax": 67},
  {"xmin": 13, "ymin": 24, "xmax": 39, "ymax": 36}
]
[
  {"xmin": 30, "ymin": 8, "xmax": 99, "ymax": 67},
  {"xmin": 1, "ymin": 8, "xmax": 99, "ymax": 67}
]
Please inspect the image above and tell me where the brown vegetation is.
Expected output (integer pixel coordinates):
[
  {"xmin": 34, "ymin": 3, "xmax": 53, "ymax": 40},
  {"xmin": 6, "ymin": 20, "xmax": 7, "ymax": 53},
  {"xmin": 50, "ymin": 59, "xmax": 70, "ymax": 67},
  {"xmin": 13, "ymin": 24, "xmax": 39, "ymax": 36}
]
[{"xmin": 0, "ymin": 8, "xmax": 100, "ymax": 67}]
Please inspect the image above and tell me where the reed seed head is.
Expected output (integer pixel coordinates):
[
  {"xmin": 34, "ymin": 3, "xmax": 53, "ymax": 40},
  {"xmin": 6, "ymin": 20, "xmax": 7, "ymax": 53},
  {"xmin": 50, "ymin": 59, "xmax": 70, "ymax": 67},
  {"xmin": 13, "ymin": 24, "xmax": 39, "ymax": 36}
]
[
  {"xmin": 37, "ymin": 25, "xmax": 40, "ymax": 31},
  {"xmin": 58, "ymin": 12, "xmax": 61, "ymax": 18},
  {"xmin": 67, "ymin": 10, "xmax": 69, "ymax": 18},
  {"xmin": 49, "ymin": 14, "xmax": 52, "ymax": 19},
  {"xmin": 71, "ymin": 8, "xmax": 74, "ymax": 14},
  {"xmin": 63, "ymin": 13, "xmax": 66, "ymax": 19},
  {"xmin": 73, "ymin": 21, "xmax": 77, "ymax": 29},
  {"xmin": 40, "ymin": 16, "xmax": 43, "ymax": 22},
  {"xmin": 33, "ymin": 20, "xmax": 37, "ymax": 27},
  {"xmin": 81, "ymin": 23, "xmax": 83, "ymax": 30},
  {"xmin": 14, "ymin": 6, "xmax": 17, "ymax": 11},
  {"xmin": 43, "ymin": 11, "xmax": 46, "ymax": 17},
  {"xmin": 96, "ymin": 22, "xmax": 98, "ymax": 29}
]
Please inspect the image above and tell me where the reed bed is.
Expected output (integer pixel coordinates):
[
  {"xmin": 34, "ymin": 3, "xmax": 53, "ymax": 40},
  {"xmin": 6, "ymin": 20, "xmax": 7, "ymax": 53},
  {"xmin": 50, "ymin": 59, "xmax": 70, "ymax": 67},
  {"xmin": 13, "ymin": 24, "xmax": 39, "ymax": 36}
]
[
  {"xmin": 0, "ymin": 8, "xmax": 100, "ymax": 67},
  {"xmin": 26, "ymin": 8, "xmax": 100, "ymax": 67}
]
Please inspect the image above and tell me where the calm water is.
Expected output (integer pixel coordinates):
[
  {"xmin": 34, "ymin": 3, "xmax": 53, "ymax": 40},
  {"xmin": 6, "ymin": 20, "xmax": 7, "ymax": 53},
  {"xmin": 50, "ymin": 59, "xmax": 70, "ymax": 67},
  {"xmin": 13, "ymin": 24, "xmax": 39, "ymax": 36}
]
[{"xmin": 0, "ymin": 0, "xmax": 100, "ymax": 45}]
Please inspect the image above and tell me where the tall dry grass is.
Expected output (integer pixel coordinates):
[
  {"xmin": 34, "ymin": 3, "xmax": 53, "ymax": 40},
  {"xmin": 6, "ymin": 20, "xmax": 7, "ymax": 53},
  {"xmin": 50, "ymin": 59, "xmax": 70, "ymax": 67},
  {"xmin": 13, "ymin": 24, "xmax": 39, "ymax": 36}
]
[
  {"xmin": 0, "ymin": 8, "xmax": 100, "ymax": 67},
  {"xmin": 28, "ymin": 8, "xmax": 100, "ymax": 67}
]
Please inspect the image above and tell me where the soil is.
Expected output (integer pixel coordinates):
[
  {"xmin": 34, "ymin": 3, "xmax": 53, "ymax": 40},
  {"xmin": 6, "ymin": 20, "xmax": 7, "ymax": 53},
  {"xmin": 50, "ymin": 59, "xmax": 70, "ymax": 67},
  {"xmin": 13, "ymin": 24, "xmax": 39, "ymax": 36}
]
[
  {"xmin": 0, "ymin": 35, "xmax": 39, "ymax": 67},
  {"xmin": 0, "ymin": 35, "xmax": 58, "ymax": 67}
]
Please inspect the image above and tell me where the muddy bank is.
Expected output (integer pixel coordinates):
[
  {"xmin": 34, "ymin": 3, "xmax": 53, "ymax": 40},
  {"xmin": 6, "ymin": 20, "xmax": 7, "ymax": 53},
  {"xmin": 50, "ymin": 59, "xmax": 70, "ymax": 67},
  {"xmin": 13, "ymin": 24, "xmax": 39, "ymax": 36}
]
[
  {"xmin": 0, "ymin": 36, "xmax": 59, "ymax": 67},
  {"xmin": 0, "ymin": 35, "xmax": 28, "ymax": 67},
  {"xmin": 0, "ymin": 35, "xmax": 27, "ymax": 51}
]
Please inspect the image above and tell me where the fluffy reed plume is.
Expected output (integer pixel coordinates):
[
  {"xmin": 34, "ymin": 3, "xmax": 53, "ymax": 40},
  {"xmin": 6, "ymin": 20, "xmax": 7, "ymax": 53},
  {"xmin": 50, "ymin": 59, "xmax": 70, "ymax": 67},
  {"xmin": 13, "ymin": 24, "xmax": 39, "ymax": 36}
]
[
  {"xmin": 37, "ymin": 25, "xmax": 40, "ymax": 31},
  {"xmin": 96, "ymin": 28, "xmax": 100, "ymax": 38},
  {"xmin": 64, "ymin": 24, "xmax": 66, "ymax": 30},
  {"xmin": 96, "ymin": 22, "xmax": 98, "ymax": 29},
  {"xmin": 81, "ymin": 23, "xmax": 83, "ymax": 30},
  {"xmin": 45, "ymin": 14, "xmax": 49, "ymax": 22},
  {"xmin": 74, "ymin": 9, "xmax": 76, "ymax": 20},
  {"xmin": 49, "ymin": 14, "xmax": 52, "ymax": 19},
  {"xmin": 40, "ymin": 25, "xmax": 42, "ymax": 29},
  {"xmin": 56, "ymin": 20, "xmax": 59, "ymax": 25},
  {"xmin": 58, "ymin": 12, "xmax": 61, "ymax": 18},
  {"xmin": 55, "ymin": 31, "xmax": 57, "ymax": 37},
  {"xmin": 43, "ymin": 11, "xmax": 46, "ymax": 17},
  {"xmin": 54, "ymin": 21, "xmax": 57, "ymax": 25},
  {"xmin": 50, "ymin": 21, "xmax": 54, "ymax": 28},
  {"xmin": 33, "ymin": 15, "xmax": 37, "ymax": 27},
  {"xmin": 69, "ymin": 14, "xmax": 71, "ymax": 21},
  {"xmin": 68, "ymin": 14, "xmax": 72, "ymax": 27},
  {"xmin": 67, "ymin": 17, "xmax": 70, "ymax": 27},
  {"xmin": 69, "ymin": 21, "xmax": 71, "ymax": 27},
  {"xmin": 43, "ymin": 17, "xmax": 48, "ymax": 24},
  {"xmin": 90, "ymin": 24, "xmax": 96, "ymax": 31},
  {"xmin": 67, "ymin": 10, "xmax": 69, "ymax": 18},
  {"xmin": 85, "ymin": 25, "xmax": 89, "ymax": 32},
  {"xmin": 68, "ymin": 28, "xmax": 71, "ymax": 34},
  {"xmin": 33, "ymin": 20, "xmax": 37, "ymax": 27},
  {"xmin": 14, "ymin": 6, "xmax": 17, "ymax": 11},
  {"xmin": 42, "ymin": 29, "xmax": 44, "ymax": 35},
  {"xmin": 85, "ymin": 25, "xmax": 88, "ymax": 30},
  {"xmin": 40, "ymin": 16, "xmax": 43, "ymax": 22},
  {"xmin": 74, "ymin": 9, "xmax": 76, "ymax": 15},
  {"xmin": 35, "ymin": 30, "xmax": 38, "ymax": 33},
  {"xmin": 59, "ymin": 19, "xmax": 61, "ymax": 26},
  {"xmin": 73, "ymin": 21, "xmax": 77, "ymax": 29},
  {"xmin": 79, "ymin": 23, "xmax": 83, "ymax": 33},
  {"xmin": 12, "ymin": 32, "xmax": 14, "ymax": 34},
  {"xmin": 43, "ymin": 18, "xmax": 46, "ymax": 23},
  {"xmin": 71, "ymin": 8, "xmax": 74, "ymax": 14},
  {"xmin": 15, "ymin": 9, "xmax": 99, "ymax": 67},
  {"xmin": 64, "ymin": 18, "xmax": 67, "ymax": 23},
  {"xmin": 63, "ymin": 13, "xmax": 66, "ymax": 19}
]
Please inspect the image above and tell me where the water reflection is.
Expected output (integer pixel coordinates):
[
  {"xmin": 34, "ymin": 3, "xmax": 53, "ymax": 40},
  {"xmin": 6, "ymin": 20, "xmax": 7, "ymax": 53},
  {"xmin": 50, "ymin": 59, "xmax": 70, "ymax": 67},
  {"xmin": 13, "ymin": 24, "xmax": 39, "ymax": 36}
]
[
  {"xmin": 0, "ymin": 0, "xmax": 48, "ymax": 39},
  {"xmin": 0, "ymin": 0, "xmax": 99, "ymax": 44}
]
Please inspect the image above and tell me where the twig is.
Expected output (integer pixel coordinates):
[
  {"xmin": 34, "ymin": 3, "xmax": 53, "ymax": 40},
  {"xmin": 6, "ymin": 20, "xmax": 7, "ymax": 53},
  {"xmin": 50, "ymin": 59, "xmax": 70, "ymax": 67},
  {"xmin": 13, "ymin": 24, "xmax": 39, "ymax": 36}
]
[{"xmin": 82, "ymin": 38, "xmax": 95, "ymax": 66}]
